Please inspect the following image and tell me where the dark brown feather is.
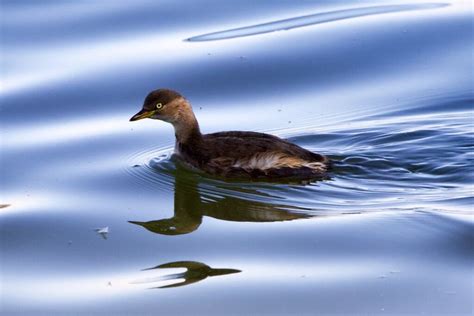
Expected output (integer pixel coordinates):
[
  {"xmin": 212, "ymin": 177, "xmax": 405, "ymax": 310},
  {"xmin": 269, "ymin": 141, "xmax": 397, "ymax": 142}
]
[{"xmin": 176, "ymin": 131, "xmax": 329, "ymax": 179}]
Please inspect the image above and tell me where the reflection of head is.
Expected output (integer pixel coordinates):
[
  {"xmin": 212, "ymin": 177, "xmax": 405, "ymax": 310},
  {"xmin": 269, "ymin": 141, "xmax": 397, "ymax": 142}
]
[
  {"xmin": 129, "ymin": 217, "xmax": 201, "ymax": 235},
  {"xmin": 141, "ymin": 261, "xmax": 241, "ymax": 289}
]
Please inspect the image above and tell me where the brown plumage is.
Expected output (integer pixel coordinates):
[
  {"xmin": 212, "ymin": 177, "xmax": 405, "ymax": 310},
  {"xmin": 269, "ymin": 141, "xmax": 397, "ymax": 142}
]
[{"xmin": 130, "ymin": 89, "xmax": 330, "ymax": 180}]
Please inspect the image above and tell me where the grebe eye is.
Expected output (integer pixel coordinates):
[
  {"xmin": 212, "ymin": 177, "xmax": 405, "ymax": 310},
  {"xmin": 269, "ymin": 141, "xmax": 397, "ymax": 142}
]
[{"xmin": 156, "ymin": 103, "xmax": 163, "ymax": 109}]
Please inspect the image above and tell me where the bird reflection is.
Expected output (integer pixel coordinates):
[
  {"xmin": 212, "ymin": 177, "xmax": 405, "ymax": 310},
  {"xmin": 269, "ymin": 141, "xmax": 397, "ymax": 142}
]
[
  {"xmin": 133, "ymin": 261, "xmax": 241, "ymax": 289},
  {"xmin": 129, "ymin": 166, "xmax": 312, "ymax": 236}
]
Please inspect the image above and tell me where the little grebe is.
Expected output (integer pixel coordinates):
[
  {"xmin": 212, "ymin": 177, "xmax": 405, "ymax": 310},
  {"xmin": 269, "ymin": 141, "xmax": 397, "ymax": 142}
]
[{"xmin": 130, "ymin": 89, "xmax": 330, "ymax": 179}]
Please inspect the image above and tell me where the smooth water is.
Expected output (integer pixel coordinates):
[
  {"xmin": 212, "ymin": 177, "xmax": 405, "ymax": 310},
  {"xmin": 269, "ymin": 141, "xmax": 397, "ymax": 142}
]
[{"xmin": 1, "ymin": 0, "xmax": 473, "ymax": 314}]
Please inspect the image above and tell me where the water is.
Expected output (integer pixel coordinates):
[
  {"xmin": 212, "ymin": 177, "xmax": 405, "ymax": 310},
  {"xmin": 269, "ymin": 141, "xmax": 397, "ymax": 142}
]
[{"xmin": 1, "ymin": 0, "xmax": 473, "ymax": 314}]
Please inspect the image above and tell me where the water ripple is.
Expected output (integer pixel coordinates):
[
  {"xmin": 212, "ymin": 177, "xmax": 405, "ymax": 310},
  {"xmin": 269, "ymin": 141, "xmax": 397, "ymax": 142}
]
[{"xmin": 187, "ymin": 3, "xmax": 448, "ymax": 41}]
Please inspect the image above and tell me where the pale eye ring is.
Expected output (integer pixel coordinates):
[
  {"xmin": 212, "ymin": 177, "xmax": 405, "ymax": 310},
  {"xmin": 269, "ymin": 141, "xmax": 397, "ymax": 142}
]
[{"xmin": 156, "ymin": 103, "xmax": 163, "ymax": 109}]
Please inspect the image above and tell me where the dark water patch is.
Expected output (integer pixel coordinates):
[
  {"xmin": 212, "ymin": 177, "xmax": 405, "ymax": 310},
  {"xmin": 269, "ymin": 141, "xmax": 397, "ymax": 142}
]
[
  {"xmin": 364, "ymin": 93, "xmax": 474, "ymax": 120},
  {"xmin": 187, "ymin": 3, "xmax": 448, "ymax": 41}
]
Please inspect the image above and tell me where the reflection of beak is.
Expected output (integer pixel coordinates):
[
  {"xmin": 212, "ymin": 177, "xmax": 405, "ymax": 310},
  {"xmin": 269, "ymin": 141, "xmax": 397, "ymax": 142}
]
[{"xmin": 130, "ymin": 109, "xmax": 155, "ymax": 121}]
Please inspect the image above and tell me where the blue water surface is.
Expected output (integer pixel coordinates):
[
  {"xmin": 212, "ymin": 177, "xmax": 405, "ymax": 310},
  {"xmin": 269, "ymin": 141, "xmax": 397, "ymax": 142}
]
[{"xmin": 1, "ymin": 0, "xmax": 473, "ymax": 314}]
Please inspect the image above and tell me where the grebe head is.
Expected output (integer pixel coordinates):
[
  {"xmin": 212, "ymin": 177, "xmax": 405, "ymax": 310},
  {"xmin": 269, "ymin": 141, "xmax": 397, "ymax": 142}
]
[
  {"xmin": 130, "ymin": 89, "xmax": 191, "ymax": 123},
  {"xmin": 130, "ymin": 88, "xmax": 201, "ymax": 143}
]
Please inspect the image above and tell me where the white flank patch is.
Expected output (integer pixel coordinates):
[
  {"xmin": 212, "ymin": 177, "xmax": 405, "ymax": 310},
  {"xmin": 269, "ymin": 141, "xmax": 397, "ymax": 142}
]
[{"xmin": 233, "ymin": 152, "xmax": 326, "ymax": 172}]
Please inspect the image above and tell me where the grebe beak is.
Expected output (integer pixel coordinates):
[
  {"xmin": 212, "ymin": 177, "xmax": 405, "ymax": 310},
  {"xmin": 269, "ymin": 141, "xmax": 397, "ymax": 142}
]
[{"xmin": 130, "ymin": 109, "xmax": 155, "ymax": 121}]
